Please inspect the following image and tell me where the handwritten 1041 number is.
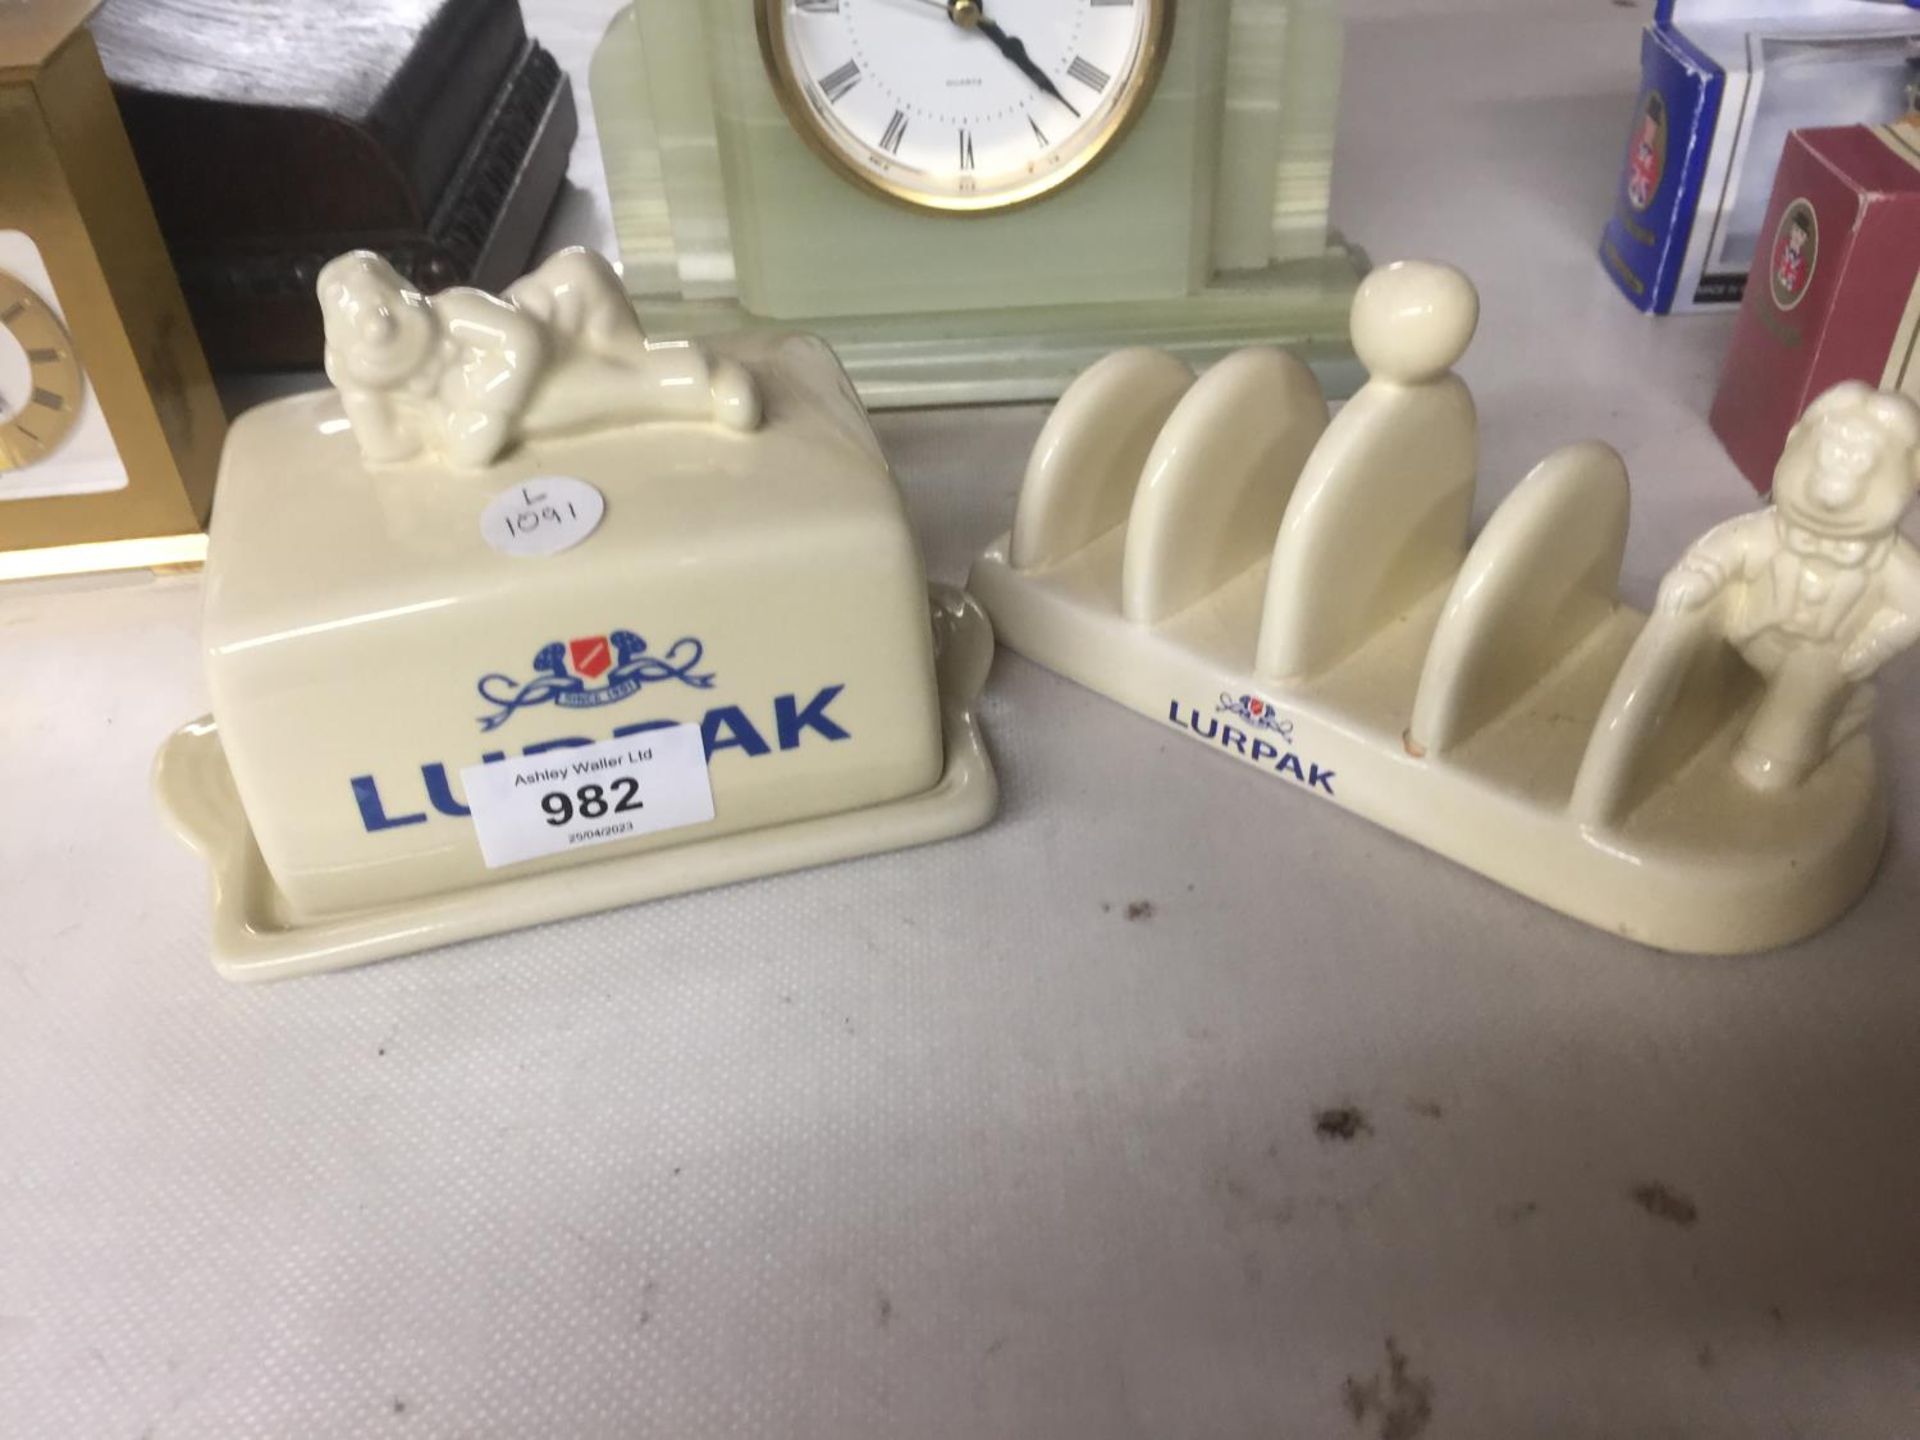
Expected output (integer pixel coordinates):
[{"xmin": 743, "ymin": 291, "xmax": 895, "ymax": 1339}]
[{"xmin": 501, "ymin": 498, "xmax": 580, "ymax": 540}]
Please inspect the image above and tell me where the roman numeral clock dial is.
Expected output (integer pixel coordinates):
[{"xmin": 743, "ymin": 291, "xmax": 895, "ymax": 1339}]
[
  {"xmin": 759, "ymin": 0, "xmax": 1172, "ymax": 212},
  {"xmin": 0, "ymin": 271, "xmax": 84, "ymax": 474}
]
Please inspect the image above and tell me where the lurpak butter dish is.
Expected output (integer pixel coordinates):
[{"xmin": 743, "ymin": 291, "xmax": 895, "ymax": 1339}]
[{"xmin": 156, "ymin": 249, "xmax": 997, "ymax": 981}]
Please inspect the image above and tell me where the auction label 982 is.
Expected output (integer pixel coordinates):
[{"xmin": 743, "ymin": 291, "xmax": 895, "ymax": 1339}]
[{"xmin": 460, "ymin": 724, "xmax": 715, "ymax": 868}]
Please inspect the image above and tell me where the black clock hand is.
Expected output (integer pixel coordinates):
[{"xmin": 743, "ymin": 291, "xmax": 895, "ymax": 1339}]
[
  {"xmin": 949, "ymin": 1, "xmax": 1081, "ymax": 117},
  {"xmin": 978, "ymin": 18, "xmax": 1081, "ymax": 116}
]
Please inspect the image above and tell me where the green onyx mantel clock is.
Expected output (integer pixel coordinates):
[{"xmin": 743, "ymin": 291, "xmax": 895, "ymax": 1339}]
[{"xmin": 590, "ymin": 0, "xmax": 1361, "ymax": 406}]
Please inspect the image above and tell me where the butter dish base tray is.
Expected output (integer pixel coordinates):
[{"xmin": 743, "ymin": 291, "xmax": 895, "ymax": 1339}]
[
  {"xmin": 969, "ymin": 260, "xmax": 1920, "ymax": 955},
  {"xmin": 156, "ymin": 585, "xmax": 995, "ymax": 982}
]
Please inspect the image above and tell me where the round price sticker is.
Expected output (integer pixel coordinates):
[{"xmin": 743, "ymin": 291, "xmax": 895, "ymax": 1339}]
[{"xmin": 480, "ymin": 476, "xmax": 605, "ymax": 558}]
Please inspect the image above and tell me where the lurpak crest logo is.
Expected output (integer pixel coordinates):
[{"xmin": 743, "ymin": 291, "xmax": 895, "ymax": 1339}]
[
  {"xmin": 477, "ymin": 630, "xmax": 715, "ymax": 731},
  {"xmin": 1217, "ymin": 692, "xmax": 1294, "ymax": 741}
]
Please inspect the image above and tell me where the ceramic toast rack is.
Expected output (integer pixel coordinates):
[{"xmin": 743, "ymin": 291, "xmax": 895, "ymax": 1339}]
[
  {"xmin": 969, "ymin": 261, "xmax": 1920, "ymax": 953},
  {"xmin": 156, "ymin": 248, "xmax": 997, "ymax": 981}
]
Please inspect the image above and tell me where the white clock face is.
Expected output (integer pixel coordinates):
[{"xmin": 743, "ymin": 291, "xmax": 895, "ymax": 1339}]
[
  {"xmin": 759, "ymin": 0, "xmax": 1172, "ymax": 212},
  {"xmin": 0, "ymin": 232, "xmax": 126, "ymax": 503},
  {"xmin": 0, "ymin": 273, "xmax": 84, "ymax": 473}
]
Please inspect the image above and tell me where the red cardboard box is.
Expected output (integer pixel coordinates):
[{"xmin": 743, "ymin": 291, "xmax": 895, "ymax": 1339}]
[{"xmin": 1711, "ymin": 118, "xmax": 1920, "ymax": 492}]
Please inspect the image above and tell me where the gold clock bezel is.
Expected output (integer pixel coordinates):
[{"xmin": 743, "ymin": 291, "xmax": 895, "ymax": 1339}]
[
  {"xmin": 0, "ymin": 269, "xmax": 85, "ymax": 473},
  {"xmin": 756, "ymin": 0, "xmax": 1175, "ymax": 216}
]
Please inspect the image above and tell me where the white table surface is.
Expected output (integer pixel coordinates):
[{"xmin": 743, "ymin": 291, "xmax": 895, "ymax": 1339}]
[{"xmin": 4, "ymin": 3, "xmax": 1917, "ymax": 1436}]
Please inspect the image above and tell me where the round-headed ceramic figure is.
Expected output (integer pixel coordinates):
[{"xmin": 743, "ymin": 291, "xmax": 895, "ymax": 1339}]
[
  {"xmin": 317, "ymin": 248, "xmax": 760, "ymax": 471},
  {"xmin": 1658, "ymin": 381, "xmax": 1920, "ymax": 790}
]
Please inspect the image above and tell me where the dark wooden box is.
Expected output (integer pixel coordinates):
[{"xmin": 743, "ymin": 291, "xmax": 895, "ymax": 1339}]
[{"xmin": 94, "ymin": 0, "xmax": 576, "ymax": 369}]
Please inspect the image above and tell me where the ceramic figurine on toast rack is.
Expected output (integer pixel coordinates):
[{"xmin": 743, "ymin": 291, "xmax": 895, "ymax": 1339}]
[
  {"xmin": 318, "ymin": 247, "xmax": 761, "ymax": 469},
  {"xmin": 1655, "ymin": 383, "xmax": 1920, "ymax": 792},
  {"xmin": 970, "ymin": 259, "xmax": 1913, "ymax": 955}
]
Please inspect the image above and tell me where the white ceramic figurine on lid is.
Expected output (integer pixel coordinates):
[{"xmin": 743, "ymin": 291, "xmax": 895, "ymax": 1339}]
[{"xmin": 318, "ymin": 248, "xmax": 762, "ymax": 469}]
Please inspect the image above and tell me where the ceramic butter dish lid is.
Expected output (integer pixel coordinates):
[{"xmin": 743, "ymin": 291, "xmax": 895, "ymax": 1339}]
[{"xmin": 156, "ymin": 249, "xmax": 997, "ymax": 981}]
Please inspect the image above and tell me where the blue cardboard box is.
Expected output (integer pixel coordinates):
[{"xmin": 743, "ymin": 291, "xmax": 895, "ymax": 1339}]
[{"xmin": 1601, "ymin": 0, "xmax": 1920, "ymax": 313}]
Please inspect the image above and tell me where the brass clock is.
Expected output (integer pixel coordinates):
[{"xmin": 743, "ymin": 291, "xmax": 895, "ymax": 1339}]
[
  {"xmin": 0, "ymin": 269, "xmax": 85, "ymax": 472},
  {"xmin": 757, "ymin": 0, "xmax": 1174, "ymax": 213},
  {"xmin": 0, "ymin": 0, "xmax": 225, "ymax": 577}
]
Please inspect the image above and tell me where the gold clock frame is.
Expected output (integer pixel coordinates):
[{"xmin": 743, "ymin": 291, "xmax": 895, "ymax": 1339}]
[
  {"xmin": 0, "ymin": 0, "xmax": 225, "ymax": 579},
  {"xmin": 0, "ymin": 269, "xmax": 85, "ymax": 471},
  {"xmin": 755, "ymin": 0, "xmax": 1176, "ymax": 215}
]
